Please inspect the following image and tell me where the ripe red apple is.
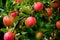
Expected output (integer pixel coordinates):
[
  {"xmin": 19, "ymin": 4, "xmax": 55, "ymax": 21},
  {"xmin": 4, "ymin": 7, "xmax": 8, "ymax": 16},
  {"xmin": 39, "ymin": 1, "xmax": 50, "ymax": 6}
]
[
  {"xmin": 34, "ymin": 2, "xmax": 44, "ymax": 11},
  {"xmin": 36, "ymin": 32, "xmax": 43, "ymax": 39},
  {"xmin": 4, "ymin": 32, "xmax": 14, "ymax": 40},
  {"xmin": 3, "ymin": 16, "xmax": 14, "ymax": 26},
  {"xmin": 11, "ymin": 12, "xmax": 18, "ymax": 18},
  {"xmin": 25, "ymin": 16, "xmax": 36, "ymax": 28},
  {"xmin": 45, "ymin": 8, "xmax": 52, "ymax": 16},
  {"xmin": 16, "ymin": 0, "xmax": 22, "ymax": 3},
  {"xmin": 56, "ymin": 21, "xmax": 60, "ymax": 29}
]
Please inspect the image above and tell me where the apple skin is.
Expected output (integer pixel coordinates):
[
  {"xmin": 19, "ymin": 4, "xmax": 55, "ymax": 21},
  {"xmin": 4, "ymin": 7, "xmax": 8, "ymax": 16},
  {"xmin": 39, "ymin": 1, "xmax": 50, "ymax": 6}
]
[
  {"xmin": 4, "ymin": 32, "xmax": 14, "ymax": 40},
  {"xmin": 3, "ymin": 16, "xmax": 14, "ymax": 26},
  {"xmin": 16, "ymin": 0, "xmax": 22, "ymax": 3},
  {"xmin": 34, "ymin": 2, "xmax": 44, "ymax": 11},
  {"xmin": 50, "ymin": 1, "xmax": 60, "ymax": 8},
  {"xmin": 25, "ymin": 16, "xmax": 36, "ymax": 28},
  {"xmin": 56, "ymin": 21, "xmax": 60, "ymax": 29},
  {"xmin": 11, "ymin": 12, "xmax": 18, "ymax": 18},
  {"xmin": 45, "ymin": 8, "xmax": 52, "ymax": 16}
]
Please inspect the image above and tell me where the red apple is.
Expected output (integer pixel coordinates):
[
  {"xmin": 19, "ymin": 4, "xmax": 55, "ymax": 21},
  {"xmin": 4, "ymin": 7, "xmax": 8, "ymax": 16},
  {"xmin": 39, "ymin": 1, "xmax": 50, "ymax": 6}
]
[
  {"xmin": 4, "ymin": 32, "xmax": 14, "ymax": 40},
  {"xmin": 45, "ymin": 8, "xmax": 52, "ymax": 16},
  {"xmin": 16, "ymin": 0, "xmax": 22, "ymax": 3},
  {"xmin": 25, "ymin": 16, "xmax": 36, "ymax": 28},
  {"xmin": 11, "ymin": 12, "xmax": 18, "ymax": 18},
  {"xmin": 3, "ymin": 16, "xmax": 14, "ymax": 26},
  {"xmin": 34, "ymin": 2, "xmax": 44, "ymax": 11},
  {"xmin": 56, "ymin": 21, "xmax": 60, "ymax": 29}
]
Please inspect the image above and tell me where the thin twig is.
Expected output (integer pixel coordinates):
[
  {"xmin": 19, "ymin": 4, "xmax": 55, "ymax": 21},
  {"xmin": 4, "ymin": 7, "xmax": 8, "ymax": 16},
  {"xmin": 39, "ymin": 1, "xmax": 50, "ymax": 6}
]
[{"xmin": 12, "ymin": 16, "xmax": 25, "ymax": 32}]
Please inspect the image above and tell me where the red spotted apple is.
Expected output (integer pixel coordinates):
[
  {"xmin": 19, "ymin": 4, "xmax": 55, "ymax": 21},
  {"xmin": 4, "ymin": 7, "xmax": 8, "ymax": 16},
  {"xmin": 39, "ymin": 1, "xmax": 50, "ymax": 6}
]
[
  {"xmin": 11, "ymin": 12, "xmax": 18, "ymax": 18},
  {"xmin": 16, "ymin": 0, "xmax": 22, "ymax": 3},
  {"xmin": 3, "ymin": 16, "xmax": 14, "ymax": 26},
  {"xmin": 34, "ymin": 2, "xmax": 44, "ymax": 11},
  {"xmin": 4, "ymin": 32, "xmax": 14, "ymax": 40},
  {"xmin": 25, "ymin": 16, "xmax": 36, "ymax": 28}
]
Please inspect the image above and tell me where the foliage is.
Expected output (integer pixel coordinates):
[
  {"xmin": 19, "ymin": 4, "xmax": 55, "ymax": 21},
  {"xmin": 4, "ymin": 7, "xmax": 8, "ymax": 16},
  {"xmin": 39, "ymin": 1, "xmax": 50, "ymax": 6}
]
[{"xmin": 0, "ymin": 0, "xmax": 60, "ymax": 40}]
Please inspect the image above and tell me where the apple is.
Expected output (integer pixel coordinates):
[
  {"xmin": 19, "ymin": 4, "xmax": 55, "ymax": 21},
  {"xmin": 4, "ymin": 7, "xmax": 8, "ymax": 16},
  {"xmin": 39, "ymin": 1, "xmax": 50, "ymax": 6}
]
[
  {"xmin": 50, "ymin": 1, "xmax": 60, "ymax": 8},
  {"xmin": 45, "ymin": 8, "xmax": 52, "ymax": 16},
  {"xmin": 56, "ymin": 21, "xmax": 60, "ymax": 29},
  {"xmin": 16, "ymin": 0, "xmax": 22, "ymax": 3},
  {"xmin": 4, "ymin": 32, "xmax": 14, "ymax": 40},
  {"xmin": 36, "ymin": 32, "xmax": 43, "ymax": 39},
  {"xmin": 3, "ymin": 16, "xmax": 14, "ymax": 26},
  {"xmin": 11, "ymin": 12, "xmax": 18, "ymax": 18},
  {"xmin": 34, "ymin": 2, "xmax": 43, "ymax": 11},
  {"xmin": 25, "ymin": 16, "xmax": 36, "ymax": 28}
]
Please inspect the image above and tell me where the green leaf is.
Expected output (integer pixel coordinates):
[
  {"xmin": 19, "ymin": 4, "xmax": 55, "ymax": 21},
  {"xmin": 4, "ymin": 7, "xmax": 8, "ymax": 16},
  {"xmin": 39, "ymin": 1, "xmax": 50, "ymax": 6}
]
[{"xmin": 0, "ymin": 0, "xmax": 3, "ymax": 8}]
